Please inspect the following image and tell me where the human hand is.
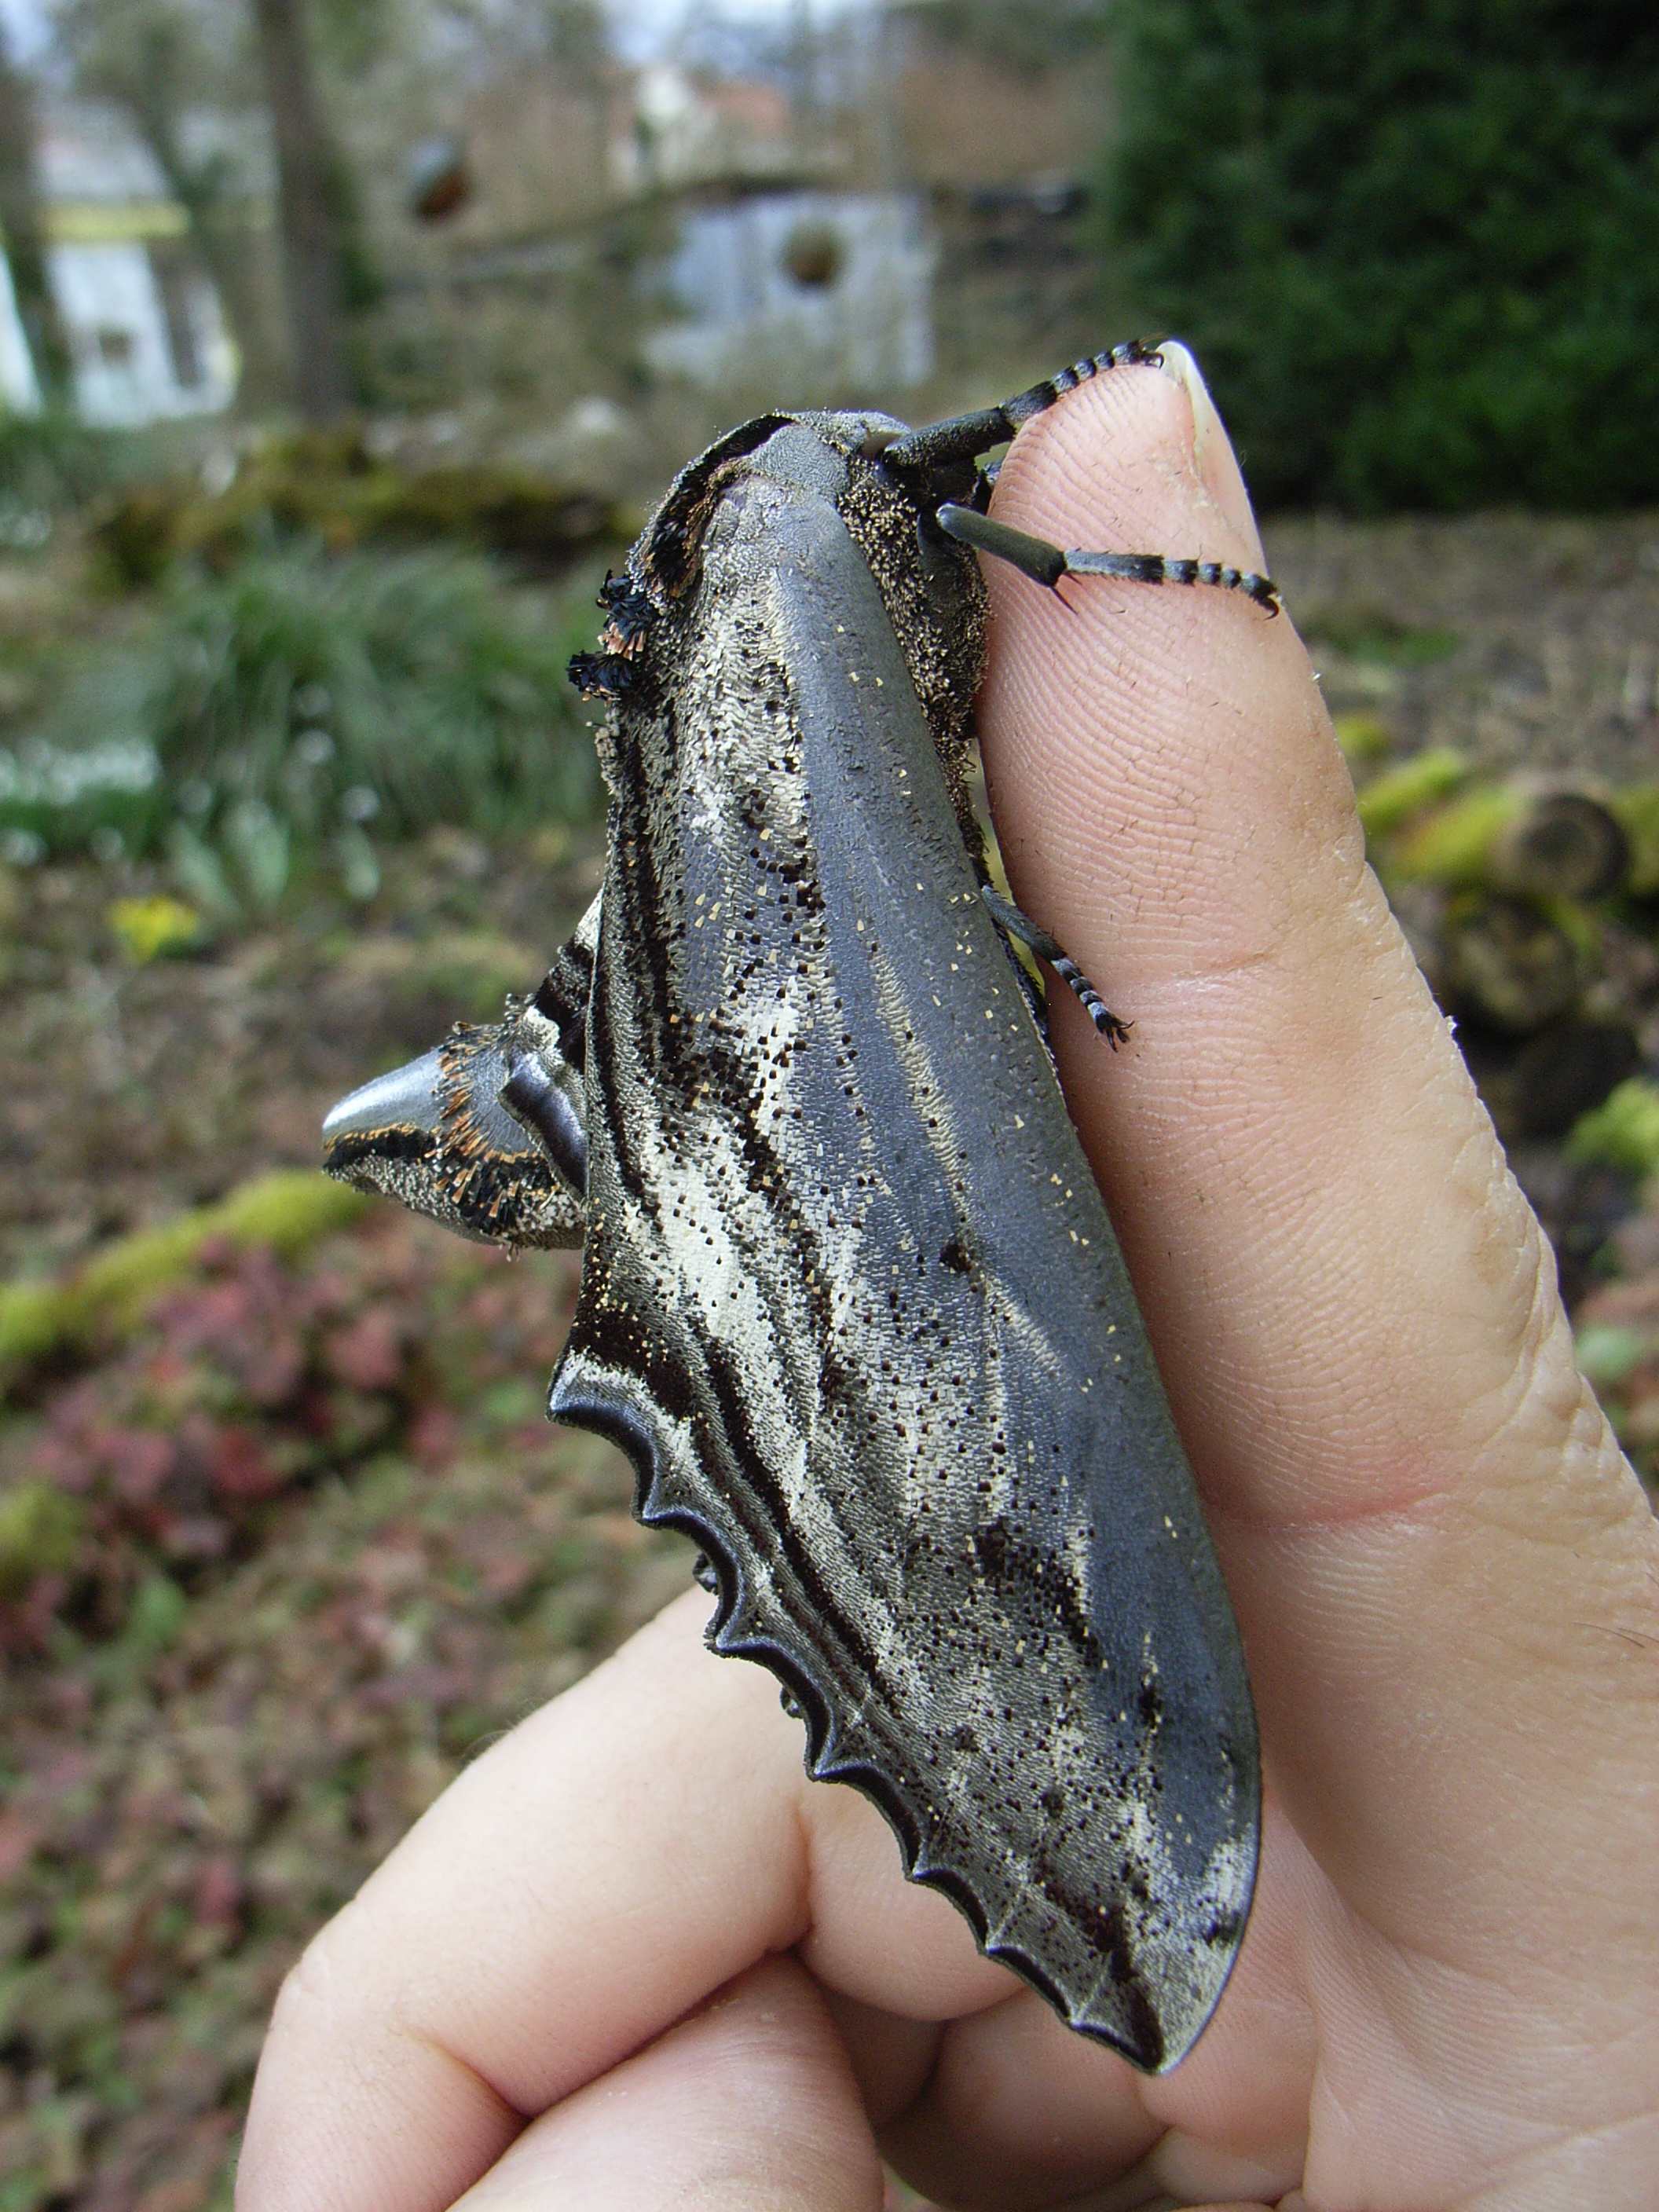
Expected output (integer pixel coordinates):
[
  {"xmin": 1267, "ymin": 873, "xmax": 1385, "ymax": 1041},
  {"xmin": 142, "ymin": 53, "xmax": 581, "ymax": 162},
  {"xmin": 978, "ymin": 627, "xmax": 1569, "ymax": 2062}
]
[{"xmin": 236, "ymin": 353, "xmax": 1659, "ymax": 2211}]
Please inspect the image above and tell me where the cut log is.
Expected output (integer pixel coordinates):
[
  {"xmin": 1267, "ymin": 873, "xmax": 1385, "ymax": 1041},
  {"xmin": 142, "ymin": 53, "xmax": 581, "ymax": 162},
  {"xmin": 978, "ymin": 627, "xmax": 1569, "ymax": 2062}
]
[
  {"xmin": 1440, "ymin": 895, "xmax": 1591, "ymax": 1033},
  {"xmin": 1393, "ymin": 783, "xmax": 1630, "ymax": 901},
  {"xmin": 1493, "ymin": 792, "xmax": 1630, "ymax": 900}
]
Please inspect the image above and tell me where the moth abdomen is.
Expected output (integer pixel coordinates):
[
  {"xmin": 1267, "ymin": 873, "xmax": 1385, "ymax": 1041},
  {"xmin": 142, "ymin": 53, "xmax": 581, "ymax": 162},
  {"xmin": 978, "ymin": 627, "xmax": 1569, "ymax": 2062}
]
[{"xmin": 321, "ymin": 1019, "xmax": 584, "ymax": 1249}]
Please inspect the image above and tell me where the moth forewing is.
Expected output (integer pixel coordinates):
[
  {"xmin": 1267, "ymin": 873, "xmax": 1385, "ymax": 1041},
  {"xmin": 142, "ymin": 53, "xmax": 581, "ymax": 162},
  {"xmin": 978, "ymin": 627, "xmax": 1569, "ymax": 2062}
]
[
  {"xmin": 323, "ymin": 364, "xmax": 1265, "ymax": 2074},
  {"xmin": 549, "ymin": 429, "xmax": 1258, "ymax": 2071}
]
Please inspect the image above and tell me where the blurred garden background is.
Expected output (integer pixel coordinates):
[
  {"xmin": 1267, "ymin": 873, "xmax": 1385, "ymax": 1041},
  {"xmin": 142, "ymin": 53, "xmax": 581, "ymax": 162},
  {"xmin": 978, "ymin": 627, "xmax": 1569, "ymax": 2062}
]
[{"xmin": 1, "ymin": 1, "xmax": 1657, "ymax": 2204}]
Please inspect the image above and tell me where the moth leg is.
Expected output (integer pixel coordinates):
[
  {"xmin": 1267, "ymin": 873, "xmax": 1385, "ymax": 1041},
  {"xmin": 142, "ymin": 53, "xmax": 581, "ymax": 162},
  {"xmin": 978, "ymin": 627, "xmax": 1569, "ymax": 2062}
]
[
  {"xmin": 936, "ymin": 504, "xmax": 1281, "ymax": 616},
  {"xmin": 880, "ymin": 340, "xmax": 1165, "ymax": 476},
  {"xmin": 980, "ymin": 885, "xmax": 1132, "ymax": 1048}
]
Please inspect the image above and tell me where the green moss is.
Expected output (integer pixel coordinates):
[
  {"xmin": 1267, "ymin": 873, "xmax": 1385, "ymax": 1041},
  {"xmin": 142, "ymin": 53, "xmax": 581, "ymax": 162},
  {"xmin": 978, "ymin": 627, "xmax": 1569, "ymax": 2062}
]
[
  {"xmin": 0, "ymin": 1278, "xmax": 79, "ymax": 1369},
  {"xmin": 94, "ymin": 443, "xmax": 619, "ymax": 589},
  {"xmin": 1389, "ymin": 782, "xmax": 1519, "ymax": 884},
  {"xmin": 1613, "ymin": 786, "xmax": 1659, "ymax": 896},
  {"xmin": 1, "ymin": 1173, "xmax": 370, "ymax": 1381},
  {"xmin": 1537, "ymin": 895, "xmax": 1602, "ymax": 961},
  {"xmin": 0, "ymin": 1481, "xmax": 87, "ymax": 1597},
  {"xmin": 1566, "ymin": 1079, "xmax": 1659, "ymax": 1179},
  {"xmin": 209, "ymin": 1171, "xmax": 368, "ymax": 1258},
  {"xmin": 1331, "ymin": 712, "xmax": 1394, "ymax": 766},
  {"xmin": 1355, "ymin": 747, "xmax": 1470, "ymax": 844},
  {"xmin": 1575, "ymin": 1324, "xmax": 1651, "ymax": 1392}
]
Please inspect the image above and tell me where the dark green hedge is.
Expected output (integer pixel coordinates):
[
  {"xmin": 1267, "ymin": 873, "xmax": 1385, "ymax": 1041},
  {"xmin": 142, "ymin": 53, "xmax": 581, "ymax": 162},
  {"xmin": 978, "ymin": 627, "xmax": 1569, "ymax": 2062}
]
[{"xmin": 1099, "ymin": 0, "xmax": 1659, "ymax": 510}]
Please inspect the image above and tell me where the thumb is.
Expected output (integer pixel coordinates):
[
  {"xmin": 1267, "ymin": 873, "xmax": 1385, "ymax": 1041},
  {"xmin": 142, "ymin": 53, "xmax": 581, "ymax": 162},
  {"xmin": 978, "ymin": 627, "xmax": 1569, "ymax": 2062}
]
[{"xmin": 978, "ymin": 342, "xmax": 1657, "ymax": 2012}]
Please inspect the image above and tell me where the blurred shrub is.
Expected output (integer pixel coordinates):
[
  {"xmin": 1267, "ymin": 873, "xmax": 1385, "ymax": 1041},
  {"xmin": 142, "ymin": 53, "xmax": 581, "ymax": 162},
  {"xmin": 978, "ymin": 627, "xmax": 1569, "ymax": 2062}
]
[
  {"xmin": 0, "ymin": 411, "xmax": 133, "ymax": 548},
  {"xmin": 0, "ymin": 410, "xmax": 184, "ymax": 562},
  {"xmin": 95, "ymin": 429, "xmax": 618, "ymax": 588},
  {"xmin": 0, "ymin": 732, "xmax": 168, "ymax": 864},
  {"xmin": 0, "ymin": 541, "xmax": 603, "ymax": 895},
  {"xmin": 1101, "ymin": 0, "xmax": 1659, "ymax": 510}
]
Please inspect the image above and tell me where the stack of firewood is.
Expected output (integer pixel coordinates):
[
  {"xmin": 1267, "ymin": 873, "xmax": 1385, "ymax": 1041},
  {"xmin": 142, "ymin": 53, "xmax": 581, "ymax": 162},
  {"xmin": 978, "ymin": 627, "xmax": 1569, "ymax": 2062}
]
[{"xmin": 1346, "ymin": 732, "xmax": 1659, "ymax": 1148}]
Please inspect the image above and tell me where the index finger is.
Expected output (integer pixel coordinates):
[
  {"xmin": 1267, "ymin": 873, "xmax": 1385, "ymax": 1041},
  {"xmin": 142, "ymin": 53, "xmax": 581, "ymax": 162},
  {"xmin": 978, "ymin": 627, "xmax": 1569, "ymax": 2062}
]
[{"xmin": 980, "ymin": 351, "xmax": 1656, "ymax": 1976}]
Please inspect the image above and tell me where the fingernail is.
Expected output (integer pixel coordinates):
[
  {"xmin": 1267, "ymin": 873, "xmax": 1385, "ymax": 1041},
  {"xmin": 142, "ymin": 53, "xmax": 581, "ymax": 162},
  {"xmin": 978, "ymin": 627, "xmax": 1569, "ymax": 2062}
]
[{"xmin": 1158, "ymin": 339, "xmax": 1266, "ymax": 569}]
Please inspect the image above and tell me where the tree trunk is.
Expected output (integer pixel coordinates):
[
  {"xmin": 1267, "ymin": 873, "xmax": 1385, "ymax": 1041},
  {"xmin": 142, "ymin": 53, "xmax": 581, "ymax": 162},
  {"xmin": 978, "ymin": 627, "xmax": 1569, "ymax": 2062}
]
[
  {"xmin": 0, "ymin": 22, "xmax": 74, "ymax": 405},
  {"xmin": 124, "ymin": 86, "xmax": 288, "ymax": 410},
  {"xmin": 249, "ymin": 0, "xmax": 353, "ymax": 423}
]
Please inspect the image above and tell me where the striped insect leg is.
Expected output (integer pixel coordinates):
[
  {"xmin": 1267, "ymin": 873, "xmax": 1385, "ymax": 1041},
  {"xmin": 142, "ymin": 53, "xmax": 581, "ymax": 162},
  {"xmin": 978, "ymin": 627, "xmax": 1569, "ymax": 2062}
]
[
  {"xmin": 935, "ymin": 505, "xmax": 1281, "ymax": 616},
  {"xmin": 881, "ymin": 342, "xmax": 1166, "ymax": 477},
  {"xmin": 980, "ymin": 885, "xmax": 1132, "ymax": 1048}
]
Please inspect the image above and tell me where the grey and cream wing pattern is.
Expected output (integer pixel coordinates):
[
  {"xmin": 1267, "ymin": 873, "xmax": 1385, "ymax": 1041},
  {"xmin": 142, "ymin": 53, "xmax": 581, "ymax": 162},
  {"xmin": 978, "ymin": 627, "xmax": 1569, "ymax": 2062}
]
[{"xmin": 549, "ymin": 487, "xmax": 1258, "ymax": 2071}]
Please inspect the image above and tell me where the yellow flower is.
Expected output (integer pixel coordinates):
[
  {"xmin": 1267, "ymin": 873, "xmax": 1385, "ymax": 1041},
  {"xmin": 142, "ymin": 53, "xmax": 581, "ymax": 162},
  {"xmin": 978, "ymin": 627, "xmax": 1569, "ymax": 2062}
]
[{"xmin": 108, "ymin": 895, "xmax": 203, "ymax": 964}]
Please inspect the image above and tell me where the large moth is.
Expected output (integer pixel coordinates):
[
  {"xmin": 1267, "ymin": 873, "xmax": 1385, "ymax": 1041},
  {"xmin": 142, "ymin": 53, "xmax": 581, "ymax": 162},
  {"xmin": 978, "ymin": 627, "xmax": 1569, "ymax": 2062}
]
[{"xmin": 323, "ymin": 345, "xmax": 1273, "ymax": 2072}]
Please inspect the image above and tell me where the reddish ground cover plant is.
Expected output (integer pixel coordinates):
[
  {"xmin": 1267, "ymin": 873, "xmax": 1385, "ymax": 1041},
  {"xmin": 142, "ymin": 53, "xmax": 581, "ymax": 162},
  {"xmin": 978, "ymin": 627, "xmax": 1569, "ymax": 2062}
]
[
  {"xmin": 0, "ymin": 1210, "xmax": 687, "ymax": 2210},
  {"xmin": 2, "ymin": 1223, "xmax": 578, "ymax": 1660}
]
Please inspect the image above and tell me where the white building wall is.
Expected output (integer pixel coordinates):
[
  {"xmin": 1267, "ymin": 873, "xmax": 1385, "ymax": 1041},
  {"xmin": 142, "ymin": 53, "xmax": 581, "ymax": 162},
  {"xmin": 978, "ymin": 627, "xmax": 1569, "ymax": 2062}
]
[
  {"xmin": 46, "ymin": 239, "xmax": 233, "ymax": 427},
  {"xmin": 47, "ymin": 240, "xmax": 169, "ymax": 425},
  {"xmin": 0, "ymin": 236, "xmax": 236, "ymax": 427},
  {"xmin": 647, "ymin": 191, "xmax": 936, "ymax": 396}
]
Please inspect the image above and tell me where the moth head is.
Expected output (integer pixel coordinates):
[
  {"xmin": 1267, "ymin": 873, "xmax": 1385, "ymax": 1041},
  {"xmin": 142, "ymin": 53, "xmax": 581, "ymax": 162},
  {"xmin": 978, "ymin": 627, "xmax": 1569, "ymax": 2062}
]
[{"xmin": 321, "ymin": 1013, "xmax": 586, "ymax": 1250}]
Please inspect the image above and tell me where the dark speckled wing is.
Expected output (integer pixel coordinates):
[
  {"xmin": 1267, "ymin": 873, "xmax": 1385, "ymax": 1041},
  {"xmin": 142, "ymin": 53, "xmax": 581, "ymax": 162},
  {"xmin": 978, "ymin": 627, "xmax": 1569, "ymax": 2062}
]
[{"xmin": 550, "ymin": 479, "xmax": 1257, "ymax": 2071}]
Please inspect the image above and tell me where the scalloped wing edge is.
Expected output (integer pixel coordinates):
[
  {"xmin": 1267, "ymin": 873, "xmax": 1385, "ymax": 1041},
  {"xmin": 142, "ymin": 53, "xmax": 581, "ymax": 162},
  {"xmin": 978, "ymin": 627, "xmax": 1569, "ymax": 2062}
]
[{"xmin": 548, "ymin": 1353, "xmax": 1247, "ymax": 2074}]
